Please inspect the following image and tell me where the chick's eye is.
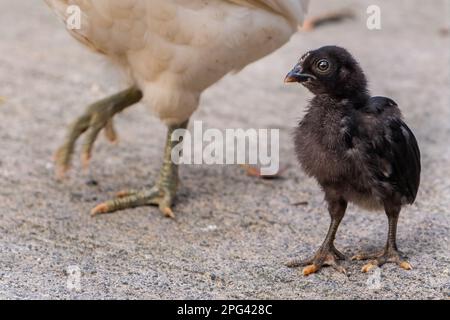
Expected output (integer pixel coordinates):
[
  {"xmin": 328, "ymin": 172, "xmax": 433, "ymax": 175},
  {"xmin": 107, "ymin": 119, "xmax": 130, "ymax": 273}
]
[{"xmin": 316, "ymin": 59, "xmax": 330, "ymax": 72}]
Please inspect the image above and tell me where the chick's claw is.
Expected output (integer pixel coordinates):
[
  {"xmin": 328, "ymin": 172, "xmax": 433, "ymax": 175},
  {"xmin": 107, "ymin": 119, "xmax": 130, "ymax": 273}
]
[
  {"xmin": 285, "ymin": 257, "xmax": 313, "ymax": 269},
  {"xmin": 287, "ymin": 246, "xmax": 347, "ymax": 276},
  {"xmin": 302, "ymin": 264, "xmax": 319, "ymax": 276},
  {"xmin": 354, "ymin": 250, "xmax": 412, "ymax": 273},
  {"xmin": 331, "ymin": 245, "xmax": 346, "ymax": 260}
]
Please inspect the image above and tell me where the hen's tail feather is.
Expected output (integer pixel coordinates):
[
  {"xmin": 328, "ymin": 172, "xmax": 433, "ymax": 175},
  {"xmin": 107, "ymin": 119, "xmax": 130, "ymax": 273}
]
[
  {"xmin": 44, "ymin": 0, "xmax": 70, "ymax": 20},
  {"xmin": 46, "ymin": 0, "xmax": 309, "ymax": 25},
  {"xmin": 226, "ymin": 0, "xmax": 309, "ymax": 25},
  {"xmin": 44, "ymin": 0, "xmax": 107, "ymax": 54}
]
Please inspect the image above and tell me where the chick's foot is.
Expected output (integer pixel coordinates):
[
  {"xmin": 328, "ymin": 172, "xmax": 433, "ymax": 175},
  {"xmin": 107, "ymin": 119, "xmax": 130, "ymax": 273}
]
[
  {"xmin": 352, "ymin": 249, "xmax": 412, "ymax": 273},
  {"xmin": 287, "ymin": 245, "xmax": 347, "ymax": 276},
  {"xmin": 54, "ymin": 86, "xmax": 142, "ymax": 178}
]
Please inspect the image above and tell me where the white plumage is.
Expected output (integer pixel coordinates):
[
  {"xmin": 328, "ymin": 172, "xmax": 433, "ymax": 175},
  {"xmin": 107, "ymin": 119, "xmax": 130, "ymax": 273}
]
[
  {"xmin": 45, "ymin": 0, "xmax": 308, "ymax": 124},
  {"xmin": 45, "ymin": 0, "xmax": 309, "ymax": 216}
]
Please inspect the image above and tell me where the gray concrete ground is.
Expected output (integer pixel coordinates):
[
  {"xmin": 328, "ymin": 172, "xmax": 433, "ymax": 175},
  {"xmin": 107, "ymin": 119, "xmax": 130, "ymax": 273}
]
[{"xmin": 0, "ymin": 0, "xmax": 449, "ymax": 300}]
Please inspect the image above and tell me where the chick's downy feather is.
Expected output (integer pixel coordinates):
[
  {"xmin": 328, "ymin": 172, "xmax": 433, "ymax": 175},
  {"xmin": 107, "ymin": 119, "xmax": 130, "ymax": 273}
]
[
  {"xmin": 45, "ymin": 0, "xmax": 308, "ymax": 124},
  {"xmin": 292, "ymin": 47, "xmax": 420, "ymax": 210}
]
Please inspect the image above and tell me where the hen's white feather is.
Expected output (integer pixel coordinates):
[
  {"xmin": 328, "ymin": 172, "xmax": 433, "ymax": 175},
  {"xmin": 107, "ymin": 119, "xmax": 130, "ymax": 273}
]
[
  {"xmin": 45, "ymin": 0, "xmax": 308, "ymax": 124},
  {"xmin": 226, "ymin": 0, "xmax": 309, "ymax": 24}
]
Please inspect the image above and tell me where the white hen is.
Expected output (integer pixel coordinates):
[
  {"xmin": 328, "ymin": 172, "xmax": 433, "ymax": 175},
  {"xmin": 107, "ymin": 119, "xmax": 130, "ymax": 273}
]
[{"xmin": 45, "ymin": 0, "xmax": 309, "ymax": 217}]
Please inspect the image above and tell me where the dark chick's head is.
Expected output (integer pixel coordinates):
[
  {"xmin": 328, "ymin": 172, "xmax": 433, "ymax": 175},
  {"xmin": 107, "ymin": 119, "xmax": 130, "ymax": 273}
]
[{"xmin": 285, "ymin": 46, "xmax": 368, "ymax": 98}]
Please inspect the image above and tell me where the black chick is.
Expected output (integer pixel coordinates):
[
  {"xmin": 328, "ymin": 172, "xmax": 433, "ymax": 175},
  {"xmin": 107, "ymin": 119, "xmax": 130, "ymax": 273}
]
[{"xmin": 285, "ymin": 46, "xmax": 421, "ymax": 276}]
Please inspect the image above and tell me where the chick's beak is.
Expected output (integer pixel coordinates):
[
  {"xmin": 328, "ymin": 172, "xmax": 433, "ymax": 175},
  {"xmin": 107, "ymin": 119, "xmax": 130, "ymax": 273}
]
[{"xmin": 284, "ymin": 64, "xmax": 314, "ymax": 83}]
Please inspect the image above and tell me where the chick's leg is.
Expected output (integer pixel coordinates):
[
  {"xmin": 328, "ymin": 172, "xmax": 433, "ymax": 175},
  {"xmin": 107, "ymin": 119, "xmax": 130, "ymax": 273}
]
[
  {"xmin": 352, "ymin": 204, "xmax": 412, "ymax": 272},
  {"xmin": 55, "ymin": 86, "xmax": 143, "ymax": 178},
  {"xmin": 287, "ymin": 196, "xmax": 347, "ymax": 276},
  {"xmin": 91, "ymin": 120, "xmax": 188, "ymax": 218}
]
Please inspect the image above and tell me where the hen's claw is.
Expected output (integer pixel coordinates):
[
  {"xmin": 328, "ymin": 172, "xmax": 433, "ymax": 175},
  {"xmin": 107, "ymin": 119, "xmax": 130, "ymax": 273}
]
[
  {"xmin": 54, "ymin": 86, "xmax": 142, "ymax": 178},
  {"xmin": 90, "ymin": 120, "xmax": 188, "ymax": 218},
  {"xmin": 91, "ymin": 185, "xmax": 176, "ymax": 218},
  {"xmin": 104, "ymin": 119, "xmax": 118, "ymax": 143}
]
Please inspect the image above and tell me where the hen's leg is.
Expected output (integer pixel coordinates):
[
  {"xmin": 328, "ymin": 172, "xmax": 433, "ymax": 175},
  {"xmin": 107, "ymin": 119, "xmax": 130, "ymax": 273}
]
[
  {"xmin": 55, "ymin": 86, "xmax": 143, "ymax": 178},
  {"xmin": 352, "ymin": 204, "xmax": 412, "ymax": 272},
  {"xmin": 287, "ymin": 196, "xmax": 347, "ymax": 276},
  {"xmin": 91, "ymin": 120, "xmax": 188, "ymax": 218}
]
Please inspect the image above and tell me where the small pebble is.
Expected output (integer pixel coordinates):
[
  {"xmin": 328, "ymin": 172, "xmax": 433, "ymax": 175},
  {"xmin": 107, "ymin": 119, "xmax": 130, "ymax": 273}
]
[{"xmin": 85, "ymin": 179, "xmax": 99, "ymax": 187}]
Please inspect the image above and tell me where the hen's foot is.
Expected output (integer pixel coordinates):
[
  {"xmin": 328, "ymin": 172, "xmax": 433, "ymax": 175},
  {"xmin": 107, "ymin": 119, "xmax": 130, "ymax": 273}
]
[
  {"xmin": 54, "ymin": 86, "xmax": 142, "ymax": 178},
  {"xmin": 287, "ymin": 245, "xmax": 347, "ymax": 276},
  {"xmin": 91, "ymin": 183, "xmax": 176, "ymax": 218},
  {"xmin": 91, "ymin": 155, "xmax": 179, "ymax": 218},
  {"xmin": 90, "ymin": 120, "xmax": 188, "ymax": 218},
  {"xmin": 352, "ymin": 249, "xmax": 412, "ymax": 273}
]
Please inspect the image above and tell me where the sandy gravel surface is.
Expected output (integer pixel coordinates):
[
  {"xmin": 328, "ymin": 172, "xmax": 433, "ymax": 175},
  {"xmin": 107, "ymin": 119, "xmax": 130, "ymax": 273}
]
[{"xmin": 0, "ymin": 0, "xmax": 449, "ymax": 299}]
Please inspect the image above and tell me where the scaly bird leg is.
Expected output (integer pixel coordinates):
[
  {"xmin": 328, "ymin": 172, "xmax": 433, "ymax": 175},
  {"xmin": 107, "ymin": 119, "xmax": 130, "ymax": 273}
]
[
  {"xmin": 54, "ymin": 86, "xmax": 143, "ymax": 178},
  {"xmin": 91, "ymin": 120, "xmax": 189, "ymax": 218},
  {"xmin": 287, "ymin": 196, "xmax": 348, "ymax": 276},
  {"xmin": 352, "ymin": 203, "xmax": 412, "ymax": 272}
]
